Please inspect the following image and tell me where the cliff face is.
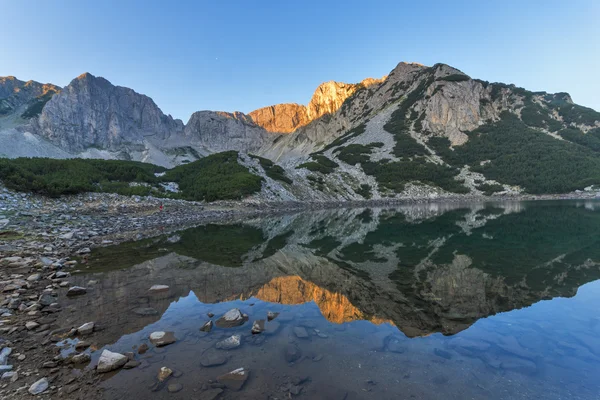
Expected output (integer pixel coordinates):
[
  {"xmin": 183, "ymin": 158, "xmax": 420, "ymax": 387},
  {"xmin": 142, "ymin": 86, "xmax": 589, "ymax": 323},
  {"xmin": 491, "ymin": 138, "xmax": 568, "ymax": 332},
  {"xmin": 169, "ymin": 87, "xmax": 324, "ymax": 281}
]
[
  {"xmin": 183, "ymin": 110, "xmax": 278, "ymax": 153},
  {"xmin": 248, "ymin": 78, "xmax": 384, "ymax": 133},
  {"xmin": 31, "ymin": 73, "xmax": 184, "ymax": 152}
]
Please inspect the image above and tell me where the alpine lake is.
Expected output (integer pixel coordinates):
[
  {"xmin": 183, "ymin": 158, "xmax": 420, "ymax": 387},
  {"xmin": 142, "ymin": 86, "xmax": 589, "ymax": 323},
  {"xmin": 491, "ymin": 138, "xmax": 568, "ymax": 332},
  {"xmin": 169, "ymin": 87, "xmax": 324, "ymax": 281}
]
[{"xmin": 56, "ymin": 200, "xmax": 600, "ymax": 399}]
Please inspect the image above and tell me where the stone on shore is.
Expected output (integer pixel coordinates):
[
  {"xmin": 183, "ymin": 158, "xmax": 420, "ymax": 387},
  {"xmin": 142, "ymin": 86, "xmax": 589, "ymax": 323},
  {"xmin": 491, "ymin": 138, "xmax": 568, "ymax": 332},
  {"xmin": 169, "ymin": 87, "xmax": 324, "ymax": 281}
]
[
  {"xmin": 67, "ymin": 286, "xmax": 87, "ymax": 296},
  {"xmin": 71, "ymin": 353, "xmax": 91, "ymax": 364},
  {"xmin": 77, "ymin": 322, "xmax": 95, "ymax": 336},
  {"xmin": 97, "ymin": 350, "xmax": 128, "ymax": 373},
  {"xmin": 29, "ymin": 377, "xmax": 49, "ymax": 395}
]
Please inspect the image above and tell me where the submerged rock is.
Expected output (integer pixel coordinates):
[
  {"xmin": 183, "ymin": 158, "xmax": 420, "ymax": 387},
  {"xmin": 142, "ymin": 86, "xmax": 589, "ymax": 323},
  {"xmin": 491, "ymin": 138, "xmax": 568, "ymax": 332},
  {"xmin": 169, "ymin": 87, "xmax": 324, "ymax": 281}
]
[
  {"xmin": 216, "ymin": 335, "xmax": 242, "ymax": 350},
  {"xmin": 149, "ymin": 331, "xmax": 177, "ymax": 347},
  {"xmin": 217, "ymin": 367, "xmax": 249, "ymax": 391},
  {"xmin": 285, "ymin": 344, "xmax": 302, "ymax": 363},
  {"xmin": 215, "ymin": 308, "xmax": 248, "ymax": 328},
  {"xmin": 200, "ymin": 353, "xmax": 228, "ymax": 367},
  {"xmin": 293, "ymin": 326, "xmax": 309, "ymax": 339},
  {"xmin": 168, "ymin": 383, "xmax": 183, "ymax": 393},
  {"xmin": 97, "ymin": 350, "xmax": 128, "ymax": 373}
]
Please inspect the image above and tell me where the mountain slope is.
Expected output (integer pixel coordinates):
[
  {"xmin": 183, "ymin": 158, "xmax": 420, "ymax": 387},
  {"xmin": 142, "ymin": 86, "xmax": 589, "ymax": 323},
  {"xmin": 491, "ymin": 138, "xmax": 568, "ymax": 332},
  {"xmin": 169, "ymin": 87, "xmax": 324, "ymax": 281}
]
[{"xmin": 1, "ymin": 61, "xmax": 600, "ymax": 199}]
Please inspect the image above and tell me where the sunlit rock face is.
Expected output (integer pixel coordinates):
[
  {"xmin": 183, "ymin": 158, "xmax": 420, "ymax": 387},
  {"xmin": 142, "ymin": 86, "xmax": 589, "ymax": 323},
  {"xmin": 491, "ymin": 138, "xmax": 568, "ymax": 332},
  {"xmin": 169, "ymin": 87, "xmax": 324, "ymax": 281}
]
[{"xmin": 248, "ymin": 78, "xmax": 384, "ymax": 133}]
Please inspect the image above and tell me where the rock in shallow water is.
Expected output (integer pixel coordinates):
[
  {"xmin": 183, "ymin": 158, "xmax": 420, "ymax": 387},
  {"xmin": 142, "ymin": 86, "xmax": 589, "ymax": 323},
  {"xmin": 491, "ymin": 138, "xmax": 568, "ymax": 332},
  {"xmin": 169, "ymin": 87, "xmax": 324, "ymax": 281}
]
[
  {"xmin": 200, "ymin": 320, "xmax": 213, "ymax": 332},
  {"xmin": 157, "ymin": 366, "xmax": 173, "ymax": 382},
  {"xmin": 216, "ymin": 335, "xmax": 241, "ymax": 350},
  {"xmin": 215, "ymin": 308, "xmax": 248, "ymax": 328},
  {"xmin": 251, "ymin": 320, "xmax": 265, "ymax": 334},
  {"xmin": 29, "ymin": 377, "xmax": 49, "ymax": 395},
  {"xmin": 149, "ymin": 331, "xmax": 177, "ymax": 347},
  {"xmin": 217, "ymin": 367, "xmax": 249, "ymax": 391},
  {"xmin": 97, "ymin": 350, "xmax": 128, "ymax": 373},
  {"xmin": 200, "ymin": 353, "xmax": 228, "ymax": 367},
  {"xmin": 285, "ymin": 344, "xmax": 302, "ymax": 363},
  {"xmin": 168, "ymin": 383, "xmax": 183, "ymax": 393}
]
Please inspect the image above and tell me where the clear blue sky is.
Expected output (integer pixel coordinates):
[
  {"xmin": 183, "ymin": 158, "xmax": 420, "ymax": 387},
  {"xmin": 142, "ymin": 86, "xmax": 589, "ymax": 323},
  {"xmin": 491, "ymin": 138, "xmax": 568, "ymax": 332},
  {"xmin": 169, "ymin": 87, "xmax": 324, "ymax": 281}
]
[{"xmin": 1, "ymin": 0, "xmax": 598, "ymax": 122}]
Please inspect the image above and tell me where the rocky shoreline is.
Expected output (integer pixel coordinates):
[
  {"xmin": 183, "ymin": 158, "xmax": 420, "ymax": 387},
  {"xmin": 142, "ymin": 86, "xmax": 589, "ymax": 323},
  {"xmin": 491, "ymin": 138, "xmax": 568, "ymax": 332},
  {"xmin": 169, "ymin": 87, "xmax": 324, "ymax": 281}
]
[{"xmin": 1, "ymin": 185, "xmax": 600, "ymax": 398}]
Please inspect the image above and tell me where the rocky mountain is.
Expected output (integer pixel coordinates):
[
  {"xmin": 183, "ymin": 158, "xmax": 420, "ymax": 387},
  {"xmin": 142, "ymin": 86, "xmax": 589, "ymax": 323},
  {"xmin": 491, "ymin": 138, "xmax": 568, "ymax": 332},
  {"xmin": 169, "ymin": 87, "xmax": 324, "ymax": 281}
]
[
  {"xmin": 0, "ymin": 77, "xmax": 60, "ymax": 123},
  {"xmin": 1, "ymin": 61, "xmax": 600, "ymax": 199}
]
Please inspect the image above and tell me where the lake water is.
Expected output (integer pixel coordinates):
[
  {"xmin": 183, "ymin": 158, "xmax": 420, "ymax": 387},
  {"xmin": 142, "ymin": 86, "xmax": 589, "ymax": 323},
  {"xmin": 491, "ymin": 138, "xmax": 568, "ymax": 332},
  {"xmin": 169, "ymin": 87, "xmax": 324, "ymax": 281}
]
[{"xmin": 57, "ymin": 200, "xmax": 600, "ymax": 399}]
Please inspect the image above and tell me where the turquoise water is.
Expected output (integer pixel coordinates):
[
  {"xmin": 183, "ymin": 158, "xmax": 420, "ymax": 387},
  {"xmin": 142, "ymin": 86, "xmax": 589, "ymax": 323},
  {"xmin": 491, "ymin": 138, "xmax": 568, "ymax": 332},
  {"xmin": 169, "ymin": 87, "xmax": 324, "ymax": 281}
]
[{"xmin": 57, "ymin": 200, "xmax": 600, "ymax": 399}]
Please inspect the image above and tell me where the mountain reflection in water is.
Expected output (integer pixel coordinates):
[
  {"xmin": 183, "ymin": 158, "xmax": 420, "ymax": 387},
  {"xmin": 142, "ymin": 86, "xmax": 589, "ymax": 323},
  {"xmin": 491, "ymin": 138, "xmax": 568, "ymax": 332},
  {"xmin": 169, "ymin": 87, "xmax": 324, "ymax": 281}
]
[{"xmin": 58, "ymin": 200, "xmax": 600, "ymax": 399}]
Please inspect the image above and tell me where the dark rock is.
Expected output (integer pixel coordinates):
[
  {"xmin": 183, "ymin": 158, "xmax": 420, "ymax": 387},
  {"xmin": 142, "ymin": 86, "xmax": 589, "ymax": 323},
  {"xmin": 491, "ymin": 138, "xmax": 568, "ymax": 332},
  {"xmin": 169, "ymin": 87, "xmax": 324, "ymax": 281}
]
[
  {"xmin": 168, "ymin": 383, "xmax": 183, "ymax": 393},
  {"xmin": 267, "ymin": 311, "xmax": 279, "ymax": 321},
  {"xmin": 138, "ymin": 343, "xmax": 149, "ymax": 354}
]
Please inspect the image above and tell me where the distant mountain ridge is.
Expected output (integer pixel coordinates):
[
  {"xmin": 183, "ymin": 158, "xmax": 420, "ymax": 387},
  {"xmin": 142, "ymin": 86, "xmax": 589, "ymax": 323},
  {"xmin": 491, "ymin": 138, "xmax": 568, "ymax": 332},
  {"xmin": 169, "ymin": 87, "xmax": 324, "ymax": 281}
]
[{"xmin": 1, "ymin": 61, "xmax": 600, "ymax": 201}]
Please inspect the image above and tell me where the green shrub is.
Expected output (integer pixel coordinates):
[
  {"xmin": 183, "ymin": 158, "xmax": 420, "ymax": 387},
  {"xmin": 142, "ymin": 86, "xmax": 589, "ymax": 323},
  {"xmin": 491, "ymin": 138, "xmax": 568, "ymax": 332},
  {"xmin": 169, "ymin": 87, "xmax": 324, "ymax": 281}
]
[
  {"xmin": 362, "ymin": 159, "xmax": 468, "ymax": 194},
  {"xmin": 249, "ymin": 154, "xmax": 292, "ymax": 184},
  {"xmin": 335, "ymin": 143, "xmax": 383, "ymax": 165},
  {"xmin": 356, "ymin": 184, "xmax": 372, "ymax": 199},
  {"xmin": 478, "ymin": 182, "xmax": 504, "ymax": 195},
  {"xmin": 297, "ymin": 154, "xmax": 339, "ymax": 174}
]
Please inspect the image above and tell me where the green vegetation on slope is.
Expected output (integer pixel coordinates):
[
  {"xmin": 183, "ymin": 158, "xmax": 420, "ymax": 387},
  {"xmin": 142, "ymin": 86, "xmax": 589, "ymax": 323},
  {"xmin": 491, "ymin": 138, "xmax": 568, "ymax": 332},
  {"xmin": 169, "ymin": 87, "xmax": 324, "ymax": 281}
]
[
  {"xmin": 0, "ymin": 157, "xmax": 165, "ymax": 197},
  {"xmin": 437, "ymin": 112, "xmax": 600, "ymax": 193},
  {"xmin": 21, "ymin": 91, "xmax": 57, "ymax": 119},
  {"xmin": 362, "ymin": 159, "xmax": 469, "ymax": 194},
  {"xmin": 163, "ymin": 151, "xmax": 263, "ymax": 201},
  {"xmin": 0, "ymin": 151, "xmax": 264, "ymax": 201}
]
